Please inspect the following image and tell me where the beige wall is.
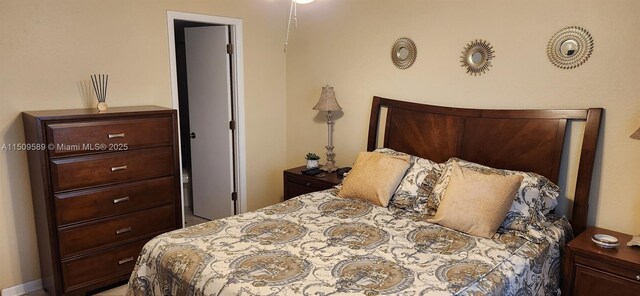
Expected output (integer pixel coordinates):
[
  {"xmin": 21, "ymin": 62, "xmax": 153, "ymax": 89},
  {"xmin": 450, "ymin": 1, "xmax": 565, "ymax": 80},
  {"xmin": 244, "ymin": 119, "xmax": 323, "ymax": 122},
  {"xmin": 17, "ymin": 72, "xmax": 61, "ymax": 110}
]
[
  {"xmin": 0, "ymin": 0, "xmax": 288, "ymax": 289},
  {"xmin": 3, "ymin": 0, "xmax": 640, "ymax": 290},
  {"xmin": 286, "ymin": 0, "xmax": 640, "ymax": 234}
]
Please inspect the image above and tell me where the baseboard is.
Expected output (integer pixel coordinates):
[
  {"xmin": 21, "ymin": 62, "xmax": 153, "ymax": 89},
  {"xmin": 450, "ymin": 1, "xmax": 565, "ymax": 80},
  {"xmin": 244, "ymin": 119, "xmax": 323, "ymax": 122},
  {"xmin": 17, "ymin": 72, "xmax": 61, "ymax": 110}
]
[{"xmin": 1, "ymin": 279, "xmax": 43, "ymax": 296}]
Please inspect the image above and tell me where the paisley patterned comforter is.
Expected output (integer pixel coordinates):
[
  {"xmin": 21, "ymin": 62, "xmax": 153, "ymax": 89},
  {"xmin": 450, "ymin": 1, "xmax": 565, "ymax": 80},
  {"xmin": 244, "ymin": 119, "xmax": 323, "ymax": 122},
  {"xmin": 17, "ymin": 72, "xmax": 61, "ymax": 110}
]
[{"xmin": 126, "ymin": 189, "xmax": 571, "ymax": 296}]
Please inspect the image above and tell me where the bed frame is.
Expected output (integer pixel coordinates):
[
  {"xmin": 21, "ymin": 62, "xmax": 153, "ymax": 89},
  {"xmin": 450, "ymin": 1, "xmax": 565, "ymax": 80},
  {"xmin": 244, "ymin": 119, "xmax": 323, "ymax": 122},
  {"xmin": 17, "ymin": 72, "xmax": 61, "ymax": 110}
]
[{"xmin": 367, "ymin": 96, "xmax": 602, "ymax": 235}]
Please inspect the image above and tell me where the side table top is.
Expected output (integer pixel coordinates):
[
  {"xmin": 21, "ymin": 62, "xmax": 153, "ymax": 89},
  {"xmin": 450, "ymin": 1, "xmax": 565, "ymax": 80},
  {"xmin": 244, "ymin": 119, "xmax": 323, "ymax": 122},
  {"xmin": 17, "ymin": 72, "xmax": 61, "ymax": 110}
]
[
  {"xmin": 569, "ymin": 226, "xmax": 640, "ymax": 267},
  {"xmin": 284, "ymin": 165, "xmax": 342, "ymax": 185}
]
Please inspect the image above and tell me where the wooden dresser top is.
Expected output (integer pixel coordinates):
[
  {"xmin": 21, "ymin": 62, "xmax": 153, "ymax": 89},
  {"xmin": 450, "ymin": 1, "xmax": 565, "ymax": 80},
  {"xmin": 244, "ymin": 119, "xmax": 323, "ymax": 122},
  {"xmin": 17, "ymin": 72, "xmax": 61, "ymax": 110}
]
[{"xmin": 23, "ymin": 105, "xmax": 172, "ymax": 119}]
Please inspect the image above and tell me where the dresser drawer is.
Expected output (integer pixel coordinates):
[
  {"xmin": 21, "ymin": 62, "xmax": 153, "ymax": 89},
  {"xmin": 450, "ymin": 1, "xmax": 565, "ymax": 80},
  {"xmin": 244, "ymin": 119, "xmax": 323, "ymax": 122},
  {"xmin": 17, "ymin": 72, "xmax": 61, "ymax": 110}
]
[
  {"xmin": 58, "ymin": 204, "xmax": 175, "ymax": 258},
  {"xmin": 62, "ymin": 239, "xmax": 147, "ymax": 292},
  {"xmin": 51, "ymin": 146, "xmax": 174, "ymax": 192},
  {"xmin": 55, "ymin": 177, "xmax": 176, "ymax": 226},
  {"xmin": 46, "ymin": 116, "xmax": 173, "ymax": 157}
]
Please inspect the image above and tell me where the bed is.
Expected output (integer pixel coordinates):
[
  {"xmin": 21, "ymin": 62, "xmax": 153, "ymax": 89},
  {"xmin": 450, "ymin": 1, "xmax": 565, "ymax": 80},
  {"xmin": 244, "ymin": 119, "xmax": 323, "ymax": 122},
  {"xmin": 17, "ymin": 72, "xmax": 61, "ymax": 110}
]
[{"xmin": 126, "ymin": 97, "xmax": 602, "ymax": 296}]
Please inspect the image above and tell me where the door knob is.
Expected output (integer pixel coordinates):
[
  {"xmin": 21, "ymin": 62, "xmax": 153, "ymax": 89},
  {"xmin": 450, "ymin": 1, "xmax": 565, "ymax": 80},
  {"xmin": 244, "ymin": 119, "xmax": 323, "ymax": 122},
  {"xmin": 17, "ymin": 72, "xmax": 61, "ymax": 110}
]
[{"xmin": 190, "ymin": 132, "xmax": 196, "ymax": 139}]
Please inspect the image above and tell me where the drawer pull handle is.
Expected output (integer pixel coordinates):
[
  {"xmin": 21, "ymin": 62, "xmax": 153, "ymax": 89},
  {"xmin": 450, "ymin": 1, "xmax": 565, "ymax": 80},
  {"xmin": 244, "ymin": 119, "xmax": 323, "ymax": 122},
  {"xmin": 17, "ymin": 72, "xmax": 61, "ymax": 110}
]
[
  {"xmin": 113, "ymin": 196, "xmax": 130, "ymax": 204},
  {"xmin": 636, "ymin": 275, "xmax": 640, "ymax": 281},
  {"xmin": 118, "ymin": 256, "xmax": 134, "ymax": 265},
  {"xmin": 116, "ymin": 227, "xmax": 132, "ymax": 235},
  {"xmin": 305, "ymin": 182, "xmax": 311, "ymax": 186},
  {"xmin": 111, "ymin": 165, "xmax": 127, "ymax": 172},
  {"xmin": 108, "ymin": 133, "xmax": 125, "ymax": 139}
]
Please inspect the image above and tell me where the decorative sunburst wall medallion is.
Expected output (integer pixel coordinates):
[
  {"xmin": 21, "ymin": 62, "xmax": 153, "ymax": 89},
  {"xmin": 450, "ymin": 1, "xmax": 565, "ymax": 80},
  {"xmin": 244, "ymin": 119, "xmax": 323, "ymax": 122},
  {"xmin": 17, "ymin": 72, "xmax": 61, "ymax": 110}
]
[
  {"xmin": 460, "ymin": 39, "xmax": 495, "ymax": 76},
  {"xmin": 547, "ymin": 26, "xmax": 594, "ymax": 69},
  {"xmin": 391, "ymin": 37, "xmax": 417, "ymax": 69}
]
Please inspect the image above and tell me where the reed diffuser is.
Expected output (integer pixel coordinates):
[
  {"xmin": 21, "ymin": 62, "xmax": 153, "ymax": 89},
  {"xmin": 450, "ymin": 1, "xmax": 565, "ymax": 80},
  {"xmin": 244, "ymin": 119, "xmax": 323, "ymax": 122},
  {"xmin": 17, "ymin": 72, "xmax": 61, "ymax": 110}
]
[{"xmin": 91, "ymin": 74, "xmax": 109, "ymax": 111}]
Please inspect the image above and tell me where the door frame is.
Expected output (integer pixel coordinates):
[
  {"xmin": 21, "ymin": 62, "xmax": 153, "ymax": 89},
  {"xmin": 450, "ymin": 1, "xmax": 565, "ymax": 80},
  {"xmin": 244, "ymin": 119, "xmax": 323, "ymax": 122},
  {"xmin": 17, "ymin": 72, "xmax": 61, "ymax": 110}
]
[{"xmin": 167, "ymin": 11, "xmax": 247, "ymax": 226}]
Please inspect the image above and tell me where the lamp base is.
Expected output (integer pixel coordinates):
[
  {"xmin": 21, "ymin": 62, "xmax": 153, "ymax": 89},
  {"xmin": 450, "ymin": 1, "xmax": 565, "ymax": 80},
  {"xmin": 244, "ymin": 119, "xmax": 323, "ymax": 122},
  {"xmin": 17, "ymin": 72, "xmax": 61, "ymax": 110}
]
[{"xmin": 320, "ymin": 163, "xmax": 338, "ymax": 173}]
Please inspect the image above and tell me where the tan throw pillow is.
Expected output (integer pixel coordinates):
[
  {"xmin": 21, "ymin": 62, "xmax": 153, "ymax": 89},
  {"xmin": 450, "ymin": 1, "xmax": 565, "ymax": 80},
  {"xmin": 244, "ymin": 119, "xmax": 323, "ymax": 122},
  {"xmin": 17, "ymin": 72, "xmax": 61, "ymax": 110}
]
[
  {"xmin": 427, "ymin": 162, "xmax": 523, "ymax": 238},
  {"xmin": 338, "ymin": 152, "xmax": 410, "ymax": 207}
]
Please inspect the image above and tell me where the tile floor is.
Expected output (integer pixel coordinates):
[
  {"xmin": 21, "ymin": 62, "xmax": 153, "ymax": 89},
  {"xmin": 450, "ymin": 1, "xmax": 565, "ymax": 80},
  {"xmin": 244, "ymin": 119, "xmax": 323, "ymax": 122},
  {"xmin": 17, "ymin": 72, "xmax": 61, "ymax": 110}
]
[{"xmin": 185, "ymin": 206, "xmax": 210, "ymax": 226}]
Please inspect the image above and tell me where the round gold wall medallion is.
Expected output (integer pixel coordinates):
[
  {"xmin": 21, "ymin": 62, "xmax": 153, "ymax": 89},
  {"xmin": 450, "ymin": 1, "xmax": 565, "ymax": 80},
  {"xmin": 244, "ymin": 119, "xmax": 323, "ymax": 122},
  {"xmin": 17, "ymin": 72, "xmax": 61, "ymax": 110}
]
[
  {"xmin": 460, "ymin": 39, "xmax": 495, "ymax": 76},
  {"xmin": 391, "ymin": 38, "xmax": 417, "ymax": 69},
  {"xmin": 547, "ymin": 26, "xmax": 594, "ymax": 69}
]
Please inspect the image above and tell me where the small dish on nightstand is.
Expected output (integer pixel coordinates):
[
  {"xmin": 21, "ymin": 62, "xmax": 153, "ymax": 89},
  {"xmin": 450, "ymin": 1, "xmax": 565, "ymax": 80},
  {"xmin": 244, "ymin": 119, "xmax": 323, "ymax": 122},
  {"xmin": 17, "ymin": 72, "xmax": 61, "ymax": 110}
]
[{"xmin": 591, "ymin": 234, "xmax": 620, "ymax": 248}]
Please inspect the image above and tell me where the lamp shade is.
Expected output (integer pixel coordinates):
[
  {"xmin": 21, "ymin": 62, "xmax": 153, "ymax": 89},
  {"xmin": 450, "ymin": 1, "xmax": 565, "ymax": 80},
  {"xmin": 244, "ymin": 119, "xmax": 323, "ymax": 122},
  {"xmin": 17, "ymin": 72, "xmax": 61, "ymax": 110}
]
[
  {"xmin": 313, "ymin": 85, "xmax": 342, "ymax": 112},
  {"xmin": 631, "ymin": 127, "xmax": 640, "ymax": 140}
]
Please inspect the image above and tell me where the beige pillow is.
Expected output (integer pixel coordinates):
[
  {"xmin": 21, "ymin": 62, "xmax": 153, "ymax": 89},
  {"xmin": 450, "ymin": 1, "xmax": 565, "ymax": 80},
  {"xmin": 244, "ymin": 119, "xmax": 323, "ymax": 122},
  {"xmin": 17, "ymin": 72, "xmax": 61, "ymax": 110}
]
[
  {"xmin": 427, "ymin": 162, "xmax": 523, "ymax": 238},
  {"xmin": 338, "ymin": 152, "xmax": 410, "ymax": 207}
]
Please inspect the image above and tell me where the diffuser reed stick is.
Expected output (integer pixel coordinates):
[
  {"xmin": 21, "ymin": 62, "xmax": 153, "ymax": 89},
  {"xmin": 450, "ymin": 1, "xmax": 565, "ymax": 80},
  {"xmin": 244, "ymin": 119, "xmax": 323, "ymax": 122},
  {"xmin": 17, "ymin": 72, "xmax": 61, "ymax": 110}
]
[{"xmin": 91, "ymin": 74, "xmax": 109, "ymax": 111}]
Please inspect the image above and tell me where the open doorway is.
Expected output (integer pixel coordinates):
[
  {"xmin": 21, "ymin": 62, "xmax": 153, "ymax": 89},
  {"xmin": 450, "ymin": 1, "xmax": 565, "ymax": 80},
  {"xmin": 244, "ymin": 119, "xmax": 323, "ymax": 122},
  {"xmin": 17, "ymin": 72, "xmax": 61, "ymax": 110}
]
[{"xmin": 167, "ymin": 12, "xmax": 247, "ymax": 227}]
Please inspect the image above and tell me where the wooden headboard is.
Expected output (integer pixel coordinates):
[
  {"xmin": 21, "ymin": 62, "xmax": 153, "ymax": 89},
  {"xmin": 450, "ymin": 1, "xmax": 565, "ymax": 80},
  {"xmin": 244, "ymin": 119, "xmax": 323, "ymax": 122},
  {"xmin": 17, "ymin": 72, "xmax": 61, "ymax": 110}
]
[{"xmin": 367, "ymin": 96, "xmax": 602, "ymax": 235}]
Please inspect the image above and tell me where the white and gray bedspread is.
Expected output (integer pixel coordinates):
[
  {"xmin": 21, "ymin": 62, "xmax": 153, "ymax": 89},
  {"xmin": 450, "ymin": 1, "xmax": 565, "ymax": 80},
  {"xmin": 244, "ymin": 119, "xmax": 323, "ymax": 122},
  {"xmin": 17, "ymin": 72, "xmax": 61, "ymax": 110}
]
[{"xmin": 126, "ymin": 189, "xmax": 571, "ymax": 296}]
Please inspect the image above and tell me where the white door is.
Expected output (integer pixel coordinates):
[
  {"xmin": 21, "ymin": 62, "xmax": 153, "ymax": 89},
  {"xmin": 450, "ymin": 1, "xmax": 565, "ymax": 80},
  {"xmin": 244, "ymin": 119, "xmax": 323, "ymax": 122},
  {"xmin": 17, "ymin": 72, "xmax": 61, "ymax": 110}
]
[{"xmin": 185, "ymin": 26, "xmax": 234, "ymax": 220}]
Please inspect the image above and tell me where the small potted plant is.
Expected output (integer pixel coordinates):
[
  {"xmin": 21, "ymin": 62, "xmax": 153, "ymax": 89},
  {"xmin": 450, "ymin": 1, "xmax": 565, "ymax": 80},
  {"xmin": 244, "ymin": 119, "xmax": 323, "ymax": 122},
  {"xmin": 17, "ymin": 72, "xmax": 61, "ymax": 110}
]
[{"xmin": 305, "ymin": 153, "xmax": 321, "ymax": 169}]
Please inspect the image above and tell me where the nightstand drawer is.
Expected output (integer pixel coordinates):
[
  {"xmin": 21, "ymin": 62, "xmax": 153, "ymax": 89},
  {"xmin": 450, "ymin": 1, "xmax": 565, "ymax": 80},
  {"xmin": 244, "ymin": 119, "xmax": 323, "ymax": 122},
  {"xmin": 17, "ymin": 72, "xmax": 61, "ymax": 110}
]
[
  {"xmin": 58, "ymin": 204, "xmax": 175, "ymax": 258},
  {"xmin": 573, "ymin": 264, "xmax": 640, "ymax": 296},
  {"xmin": 285, "ymin": 174, "xmax": 335, "ymax": 199},
  {"xmin": 575, "ymin": 255, "xmax": 640, "ymax": 283},
  {"xmin": 46, "ymin": 116, "xmax": 173, "ymax": 157},
  {"xmin": 286, "ymin": 181, "xmax": 323, "ymax": 198},
  {"xmin": 287, "ymin": 174, "xmax": 334, "ymax": 190}
]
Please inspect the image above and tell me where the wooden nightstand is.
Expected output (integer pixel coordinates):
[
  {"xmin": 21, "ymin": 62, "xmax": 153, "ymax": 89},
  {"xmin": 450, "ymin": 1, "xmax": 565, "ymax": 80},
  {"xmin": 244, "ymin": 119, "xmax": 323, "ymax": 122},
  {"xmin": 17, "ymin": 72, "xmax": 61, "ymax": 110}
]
[
  {"xmin": 563, "ymin": 227, "xmax": 640, "ymax": 296},
  {"xmin": 283, "ymin": 166, "xmax": 341, "ymax": 200}
]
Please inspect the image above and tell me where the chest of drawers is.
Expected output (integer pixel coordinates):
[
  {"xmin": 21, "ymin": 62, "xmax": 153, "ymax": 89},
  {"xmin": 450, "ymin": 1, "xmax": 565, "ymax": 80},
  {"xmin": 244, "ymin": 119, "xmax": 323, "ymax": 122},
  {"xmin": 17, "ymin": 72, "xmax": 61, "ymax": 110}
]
[{"xmin": 23, "ymin": 106, "xmax": 182, "ymax": 295}]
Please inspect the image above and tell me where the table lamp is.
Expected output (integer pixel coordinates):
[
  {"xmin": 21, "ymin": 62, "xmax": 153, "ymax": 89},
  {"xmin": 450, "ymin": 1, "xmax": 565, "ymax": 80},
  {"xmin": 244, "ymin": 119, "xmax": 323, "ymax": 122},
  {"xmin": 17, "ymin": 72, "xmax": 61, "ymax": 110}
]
[
  {"xmin": 629, "ymin": 125, "xmax": 640, "ymax": 246},
  {"xmin": 313, "ymin": 85, "xmax": 342, "ymax": 172}
]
